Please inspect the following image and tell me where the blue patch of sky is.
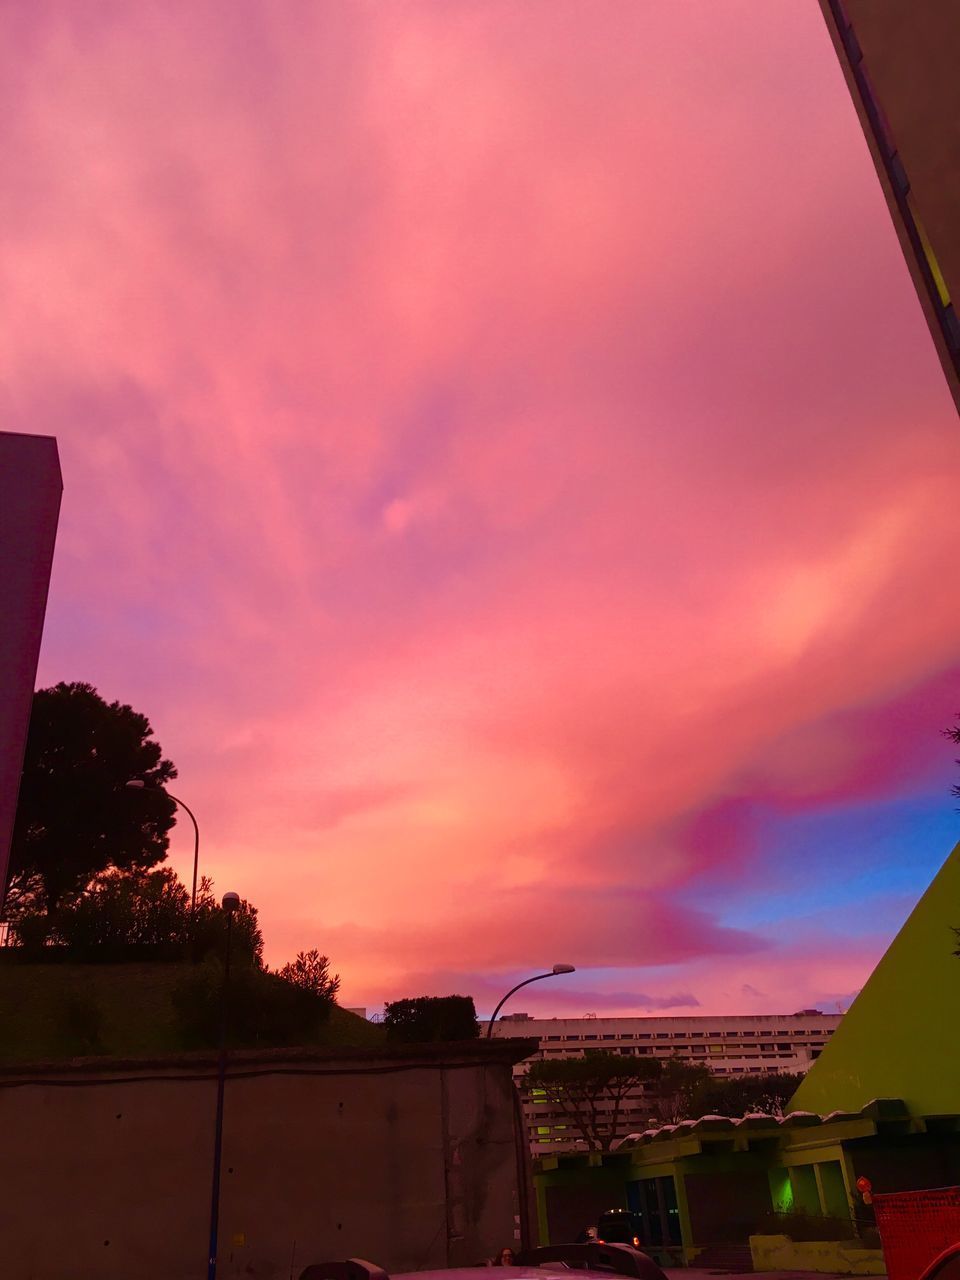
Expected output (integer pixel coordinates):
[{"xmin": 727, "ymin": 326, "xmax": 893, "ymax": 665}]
[{"xmin": 688, "ymin": 791, "xmax": 958, "ymax": 936}]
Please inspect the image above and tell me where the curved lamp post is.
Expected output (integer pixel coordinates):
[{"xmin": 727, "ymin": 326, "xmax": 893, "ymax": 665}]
[
  {"xmin": 486, "ymin": 964, "xmax": 576, "ymax": 1038},
  {"xmin": 126, "ymin": 779, "xmax": 201, "ymax": 912}
]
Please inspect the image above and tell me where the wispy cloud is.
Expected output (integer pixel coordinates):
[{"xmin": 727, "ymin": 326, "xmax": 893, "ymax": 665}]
[{"xmin": 5, "ymin": 1, "xmax": 958, "ymax": 1011}]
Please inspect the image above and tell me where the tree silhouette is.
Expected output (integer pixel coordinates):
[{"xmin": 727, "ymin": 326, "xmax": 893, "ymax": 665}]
[
  {"xmin": 945, "ymin": 716, "xmax": 960, "ymax": 804},
  {"xmin": 277, "ymin": 949, "xmax": 341, "ymax": 1003},
  {"xmin": 383, "ymin": 995, "xmax": 480, "ymax": 1042},
  {"xmin": 523, "ymin": 1051, "xmax": 663, "ymax": 1151},
  {"xmin": 7, "ymin": 682, "xmax": 177, "ymax": 909}
]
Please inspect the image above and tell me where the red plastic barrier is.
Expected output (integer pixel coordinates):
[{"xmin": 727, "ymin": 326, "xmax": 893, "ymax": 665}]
[{"xmin": 874, "ymin": 1187, "xmax": 960, "ymax": 1280}]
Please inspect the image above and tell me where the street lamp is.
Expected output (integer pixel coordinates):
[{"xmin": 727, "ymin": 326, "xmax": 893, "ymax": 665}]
[
  {"xmin": 208, "ymin": 890, "xmax": 240, "ymax": 1280},
  {"xmin": 486, "ymin": 964, "xmax": 576, "ymax": 1038},
  {"xmin": 125, "ymin": 779, "xmax": 201, "ymax": 913}
]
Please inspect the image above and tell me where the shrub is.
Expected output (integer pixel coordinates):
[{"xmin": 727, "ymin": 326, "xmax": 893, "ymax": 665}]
[
  {"xmin": 56, "ymin": 990, "xmax": 104, "ymax": 1056},
  {"xmin": 277, "ymin": 950, "xmax": 341, "ymax": 1003},
  {"xmin": 383, "ymin": 995, "xmax": 480, "ymax": 1042},
  {"xmin": 172, "ymin": 961, "xmax": 334, "ymax": 1050}
]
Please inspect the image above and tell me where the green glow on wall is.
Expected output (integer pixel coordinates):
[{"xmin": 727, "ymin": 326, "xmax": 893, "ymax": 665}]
[{"xmin": 769, "ymin": 1167, "xmax": 793, "ymax": 1214}]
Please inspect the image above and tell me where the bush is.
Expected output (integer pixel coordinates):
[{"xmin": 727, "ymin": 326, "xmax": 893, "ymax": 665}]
[
  {"xmin": 4, "ymin": 871, "xmax": 265, "ymax": 968},
  {"xmin": 277, "ymin": 950, "xmax": 340, "ymax": 1003},
  {"xmin": 55, "ymin": 990, "xmax": 104, "ymax": 1056},
  {"xmin": 172, "ymin": 961, "xmax": 335, "ymax": 1050},
  {"xmin": 383, "ymin": 995, "xmax": 480, "ymax": 1042}
]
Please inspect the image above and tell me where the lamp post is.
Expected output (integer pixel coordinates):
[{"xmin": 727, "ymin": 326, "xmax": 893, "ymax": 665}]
[
  {"xmin": 208, "ymin": 890, "xmax": 240, "ymax": 1280},
  {"xmin": 486, "ymin": 964, "xmax": 576, "ymax": 1038},
  {"xmin": 125, "ymin": 779, "xmax": 201, "ymax": 913}
]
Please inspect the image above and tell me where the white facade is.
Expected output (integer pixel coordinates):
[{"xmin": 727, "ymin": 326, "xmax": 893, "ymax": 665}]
[{"xmin": 489, "ymin": 1011, "xmax": 842, "ymax": 1155}]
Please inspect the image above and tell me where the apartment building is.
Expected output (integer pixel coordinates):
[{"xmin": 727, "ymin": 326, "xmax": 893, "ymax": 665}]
[{"xmin": 489, "ymin": 1011, "xmax": 842, "ymax": 1156}]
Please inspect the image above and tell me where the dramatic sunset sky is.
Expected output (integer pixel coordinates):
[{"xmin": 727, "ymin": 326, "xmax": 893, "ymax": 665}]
[{"xmin": 5, "ymin": 1, "xmax": 960, "ymax": 1016}]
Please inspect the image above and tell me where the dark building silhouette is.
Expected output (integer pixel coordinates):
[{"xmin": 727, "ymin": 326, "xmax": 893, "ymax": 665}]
[
  {"xmin": 0, "ymin": 433, "xmax": 61, "ymax": 912},
  {"xmin": 820, "ymin": 0, "xmax": 960, "ymax": 413}
]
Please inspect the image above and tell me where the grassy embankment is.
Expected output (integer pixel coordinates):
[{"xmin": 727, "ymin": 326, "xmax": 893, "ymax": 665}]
[{"xmin": 0, "ymin": 961, "xmax": 384, "ymax": 1065}]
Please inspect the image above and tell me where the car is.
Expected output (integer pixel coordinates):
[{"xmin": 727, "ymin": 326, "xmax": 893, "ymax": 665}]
[
  {"xmin": 299, "ymin": 1242, "xmax": 669, "ymax": 1280},
  {"xmin": 595, "ymin": 1210, "xmax": 641, "ymax": 1249}
]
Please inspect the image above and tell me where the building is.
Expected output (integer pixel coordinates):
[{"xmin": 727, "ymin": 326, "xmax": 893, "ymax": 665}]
[
  {"xmin": 0, "ymin": 432, "xmax": 61, "ymax": 914},
  {"xmin": 490, "ymin": 1011, "xmax": 841, "ymax": 1155},
  {"xmin": 819, "ymin": 0, "xmax": 960, "ymax": 413}
]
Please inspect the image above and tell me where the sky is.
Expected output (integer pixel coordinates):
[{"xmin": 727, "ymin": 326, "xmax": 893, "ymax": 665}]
[{"xmin": 4, "ymin": 1, "xmax": 960, "ymax": 1018}]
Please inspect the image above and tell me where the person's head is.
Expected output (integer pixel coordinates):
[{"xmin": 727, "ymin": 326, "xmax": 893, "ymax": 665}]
[{"xmin": 498, "ymin": 1248, "xmax": 516, "ymax": 1266}]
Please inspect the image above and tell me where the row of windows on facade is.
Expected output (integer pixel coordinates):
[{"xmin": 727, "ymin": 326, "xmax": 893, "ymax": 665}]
[
  {"xmin": 536, "ymin": 1044, "xmax": 816, "ymax": 1056},
  {"xmin": 538, "ymin": 1029, "xmax": 831, "ymax": 1040}
]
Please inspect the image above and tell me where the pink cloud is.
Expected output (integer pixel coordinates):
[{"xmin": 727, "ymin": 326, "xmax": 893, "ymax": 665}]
[{"xmin": 3, "ymin": 2, "xmax": 958, "ymax": 1010}]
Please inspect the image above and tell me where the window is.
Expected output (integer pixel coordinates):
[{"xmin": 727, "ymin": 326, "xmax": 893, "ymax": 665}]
[
  {"xmin": 777, "ymin": 1043, "xmax": 792, "ymax": 1051},
  {"xmin": 689, "ymin": 1031, "xmax": 704, "ymax": 1038},
  {"xmin": 708, "ymin": 1031, "xmax": 722, "ymax": 1038},
  {"xmin": 656, "ymin": 1033, "xmax": 670, "ymax": 1039},
  {"xmin": 692, "ymin": 1045, "xmax": 706, "ymax": 1054},
  {"xmin": 741, "ymin": 1031, "xmax": 756, "ymax": 1037},
  {"xmin": 638, "ymin": 1033, "xmax": 652, "ymax": 1039},
  {"xmin": 603, "ymin": 1034, "xmax": 617, "ymax": 1040},
  {"xmin": 546, "ymin": 1035, "xmax": 562, "ymax": 1041},
  {"xmin": 760, "ymin": 1031, "xmax": 774, "ymax": 1037},
  {"xmin": 708, "ymin": 1044, "xmax": 723, "ymax": 1054}
]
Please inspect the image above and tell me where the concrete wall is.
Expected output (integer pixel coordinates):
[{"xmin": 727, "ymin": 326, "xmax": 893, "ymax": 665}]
[
  {"xmin": 0, "ymin": 432, "xmax": 61, "ymax": 908},
  {"xmin": 0, "ymin": 1043, "xmax": 534, "ymax": 1280},
  {"xmin": 750, "ymin": 1235, "xmax": 885, "ymax": 1276}
]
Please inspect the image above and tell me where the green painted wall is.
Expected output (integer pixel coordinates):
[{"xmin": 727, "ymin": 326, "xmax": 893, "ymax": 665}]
[
  {"xmin": 791, "ymin": 840, "xmax": 960, "ymax": 1117},
  {"xmin": 817, "ymin": 1161, "xmax": 850, "ymax": 1220}
]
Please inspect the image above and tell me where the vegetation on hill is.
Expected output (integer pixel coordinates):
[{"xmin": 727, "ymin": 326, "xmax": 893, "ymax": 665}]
[{"xmin": 0, "ymin": 963, "xmax": 383, "ymax": 1065}]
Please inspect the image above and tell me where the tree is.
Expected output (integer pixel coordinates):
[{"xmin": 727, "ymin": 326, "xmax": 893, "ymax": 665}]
[
  {"xmin": 189, "ymin": 877, "xmax": 265, "ymax": 969},
  {"xmin": 945, "ymin": 715, "xmax": 960, "ymax": 804},
  {"xmin": 5, "ymin": 868, "xmax": 264, "ymax": 968},
  {"xmin": 523, "ymin": 1051, "xmax": 663, "ymax": 1151},
  {"xmin": 649, "ymin": 1057, "xmax": 714, "ymax": 1125},
  {"xmin": 6, "ymin": 682, "xmax": 177, "ymax": 909},
  {"xmin": 277, "ymin": 949, "xmax": 341, "ymax": 1004},
  {"xmin": 692, "ymin": 1071, "xmax": 804, "ymax": 1121},
  {"xmin": 383, "ymin": 995, "xmax": 480, "ymax": 1042}
]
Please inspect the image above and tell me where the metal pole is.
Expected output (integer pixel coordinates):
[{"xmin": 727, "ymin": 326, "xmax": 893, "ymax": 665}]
[
  {"xmin": 167, "ymin": 791, "xmax": 201, "ymax": 914},
  {"xmin": 207, "ymin": 912, "xmax": 233, "ymax": 1280},
  {"xmin": 487, "ymin": 972, "xmax": 557, "ymax": 1038}
]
